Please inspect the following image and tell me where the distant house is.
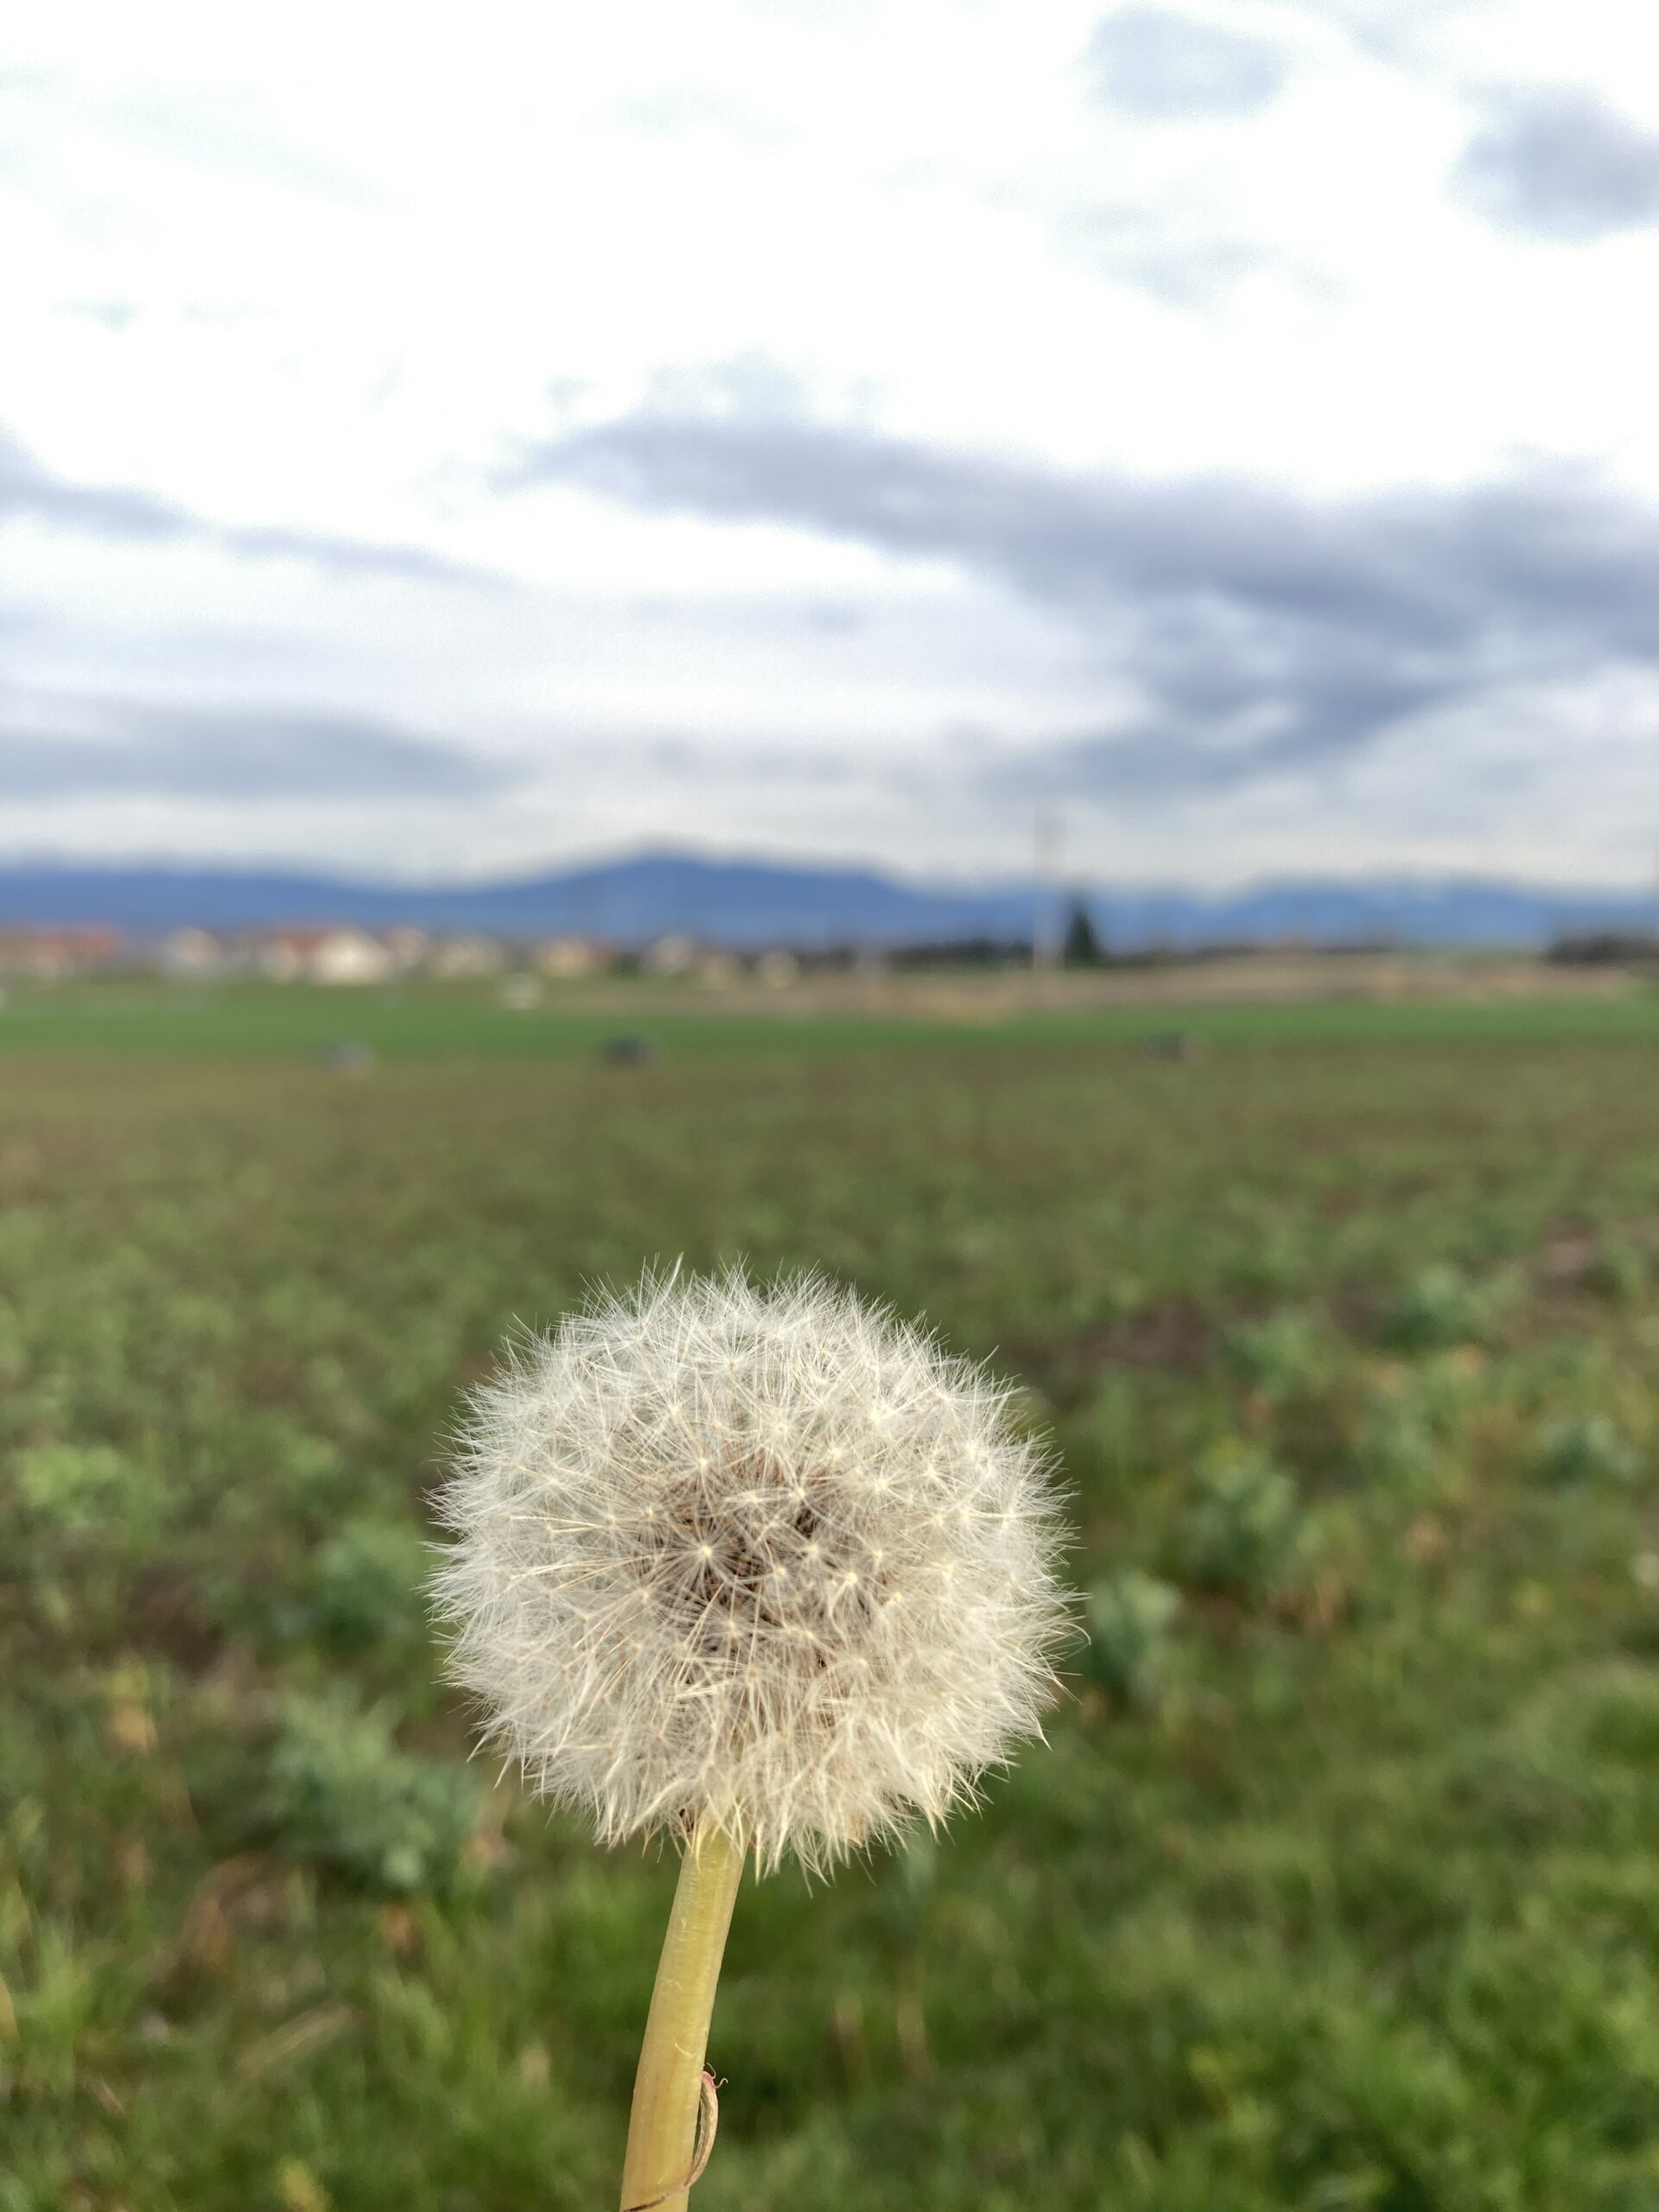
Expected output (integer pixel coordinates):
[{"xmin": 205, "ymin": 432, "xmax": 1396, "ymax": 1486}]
[
  {"xmin": 692, "ymin": 948, "xmax": 741, "ymax": 986},
  {"xmin": 754, "ymin": 949, "xmax": 800, "ymax": 988},
  {"xmin": 382, "ymin": 927, "xmax": 429, "ymax": 972},
  {"xmin": 161, "ymin": 927, "xmax": 225, "ymax": 977},
  {"xmin": 531, "ymin": 936, "xmax": 610, "ymax": 980},
  {"xmin": 310, "ymin": 930, "xmax": 395, "ymax": 985},
  {"xmin": 252, "ymin": 933, "xmax": 306, "ymax": 982},
  {"xmin": 429, "ymin": 934, "xmax": 506, "ymax": 980},
  {"xmin": 643, "ymin": 934, "xmax": 697, "ymax": 978},
  {"xmin": 251, "ymin": 927, "xmax": 394, "ymax": 985},
  {"xmin": 0, "ymin": 926, "xmax": 124, "ymax": 980}
]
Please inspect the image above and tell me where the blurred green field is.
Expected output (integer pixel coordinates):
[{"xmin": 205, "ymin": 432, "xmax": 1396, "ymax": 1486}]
[
  {"xmin": 3, "ymin": 975, "xmax": 1658, "ymax": 1058},
  {"xmin": 6, "ymin": 1004, "xmax": 1659, "ymax": 2209}
]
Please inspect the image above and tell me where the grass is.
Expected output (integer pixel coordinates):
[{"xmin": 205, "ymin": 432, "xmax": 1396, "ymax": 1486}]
[
  {"xmin": 3, "ymin": 973, "xmax": 1659, "ymax": 1059},
  {"xmin": 5, "ymin": 992, "xmax": 1659, "ymax": 2207}
]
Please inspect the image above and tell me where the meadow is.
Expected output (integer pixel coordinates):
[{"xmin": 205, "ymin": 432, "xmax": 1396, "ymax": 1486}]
[{"xmin": 5, "ymin": 982, "xmax": 1659, "ymax": 2209}]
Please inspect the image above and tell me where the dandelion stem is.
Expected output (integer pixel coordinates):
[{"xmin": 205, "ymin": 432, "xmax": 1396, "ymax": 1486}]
[{"xmin": 620, "ymin": 1821, "xmax": 743, "ymax": 2212}]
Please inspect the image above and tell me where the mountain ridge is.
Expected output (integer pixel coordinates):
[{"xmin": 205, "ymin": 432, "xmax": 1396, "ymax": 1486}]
[{"xmin": 0, "ymin": 851, "xmax": 1653, "ymax": 950}]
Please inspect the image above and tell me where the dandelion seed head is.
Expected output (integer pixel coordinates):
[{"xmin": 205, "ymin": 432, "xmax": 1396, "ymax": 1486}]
[{"xmin": 430, "ymin": 1266, "xmax": 1070, "ymax": 1872}]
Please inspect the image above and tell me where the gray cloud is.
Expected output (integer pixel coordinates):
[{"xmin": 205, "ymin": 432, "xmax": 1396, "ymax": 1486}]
[
  {"xmin": 1078, "ymin": 230, "xmax": 1271, "ymax": 308},
  {"xmin": 1079, "ymin": 8, "xmax": 1289, "ymax": 119},
  {"xmin": 0, "ymin": 696, "xmax": 524, "ymax": 801},
  {"xmin": 1058, "ymin": 205, "xmax": 1338, "ymax": 309},
  {"xmin": 516, "ymin": 411, "xmax": 1659, "ymax": 795},
  {"xmin": 639, "ymin": 352, "xmax": 812, "ymax": 421},
  {"xmin": 0, "ymin": 429, "xmax": 505, "ymax": 586},
  {"xmin": 1454, "ymin": 88, "xmax": 1659, "ymax": 240}
]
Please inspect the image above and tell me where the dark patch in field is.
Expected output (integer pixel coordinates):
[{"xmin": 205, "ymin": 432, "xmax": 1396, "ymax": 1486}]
[
  {"xmin": 129, "ymin": 1569, "xmax": 233, "ymax": 1670},
  {"xmin": 1535, "ymin": 1216, "xmax": 1659, "ymax": 1286},
  {"xmin": 1081, "ymin": 1301, "xmax": 1216, "ymax": 1372},
  {"xmin": 240, "ymin": 1359, "xmax": 306, "ymax": 1408}
]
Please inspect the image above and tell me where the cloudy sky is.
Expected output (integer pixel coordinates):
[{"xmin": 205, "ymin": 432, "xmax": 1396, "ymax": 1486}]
[{"xmin": 5, "ymin": 0, "xmax": 1659, "ymax": 888}]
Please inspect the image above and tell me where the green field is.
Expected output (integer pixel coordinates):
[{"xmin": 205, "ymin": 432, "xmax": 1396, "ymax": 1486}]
[
  {"xmin": 7, "ymin": 994, "xmax": 1659, "ymax": 2209},
  {"xmin": 3, "ymin": 975, "xmax": 1658, "ymax": 1058}
]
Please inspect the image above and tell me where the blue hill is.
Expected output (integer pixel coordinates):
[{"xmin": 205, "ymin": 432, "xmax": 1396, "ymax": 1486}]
[{"xmin": 0, "ymin": 851, "xmax": 1652, "ymax": 950}]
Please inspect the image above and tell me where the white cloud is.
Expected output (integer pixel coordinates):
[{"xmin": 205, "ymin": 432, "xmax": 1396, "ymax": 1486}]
[{"xmin": 3, "ymin": 0, "xmax": 1659, "ymax": 887}]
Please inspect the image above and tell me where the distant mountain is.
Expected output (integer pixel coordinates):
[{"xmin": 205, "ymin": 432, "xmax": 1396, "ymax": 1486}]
[{"xmin": 0, "ymin": 851, "xmax": 1654, "ymax": 950}]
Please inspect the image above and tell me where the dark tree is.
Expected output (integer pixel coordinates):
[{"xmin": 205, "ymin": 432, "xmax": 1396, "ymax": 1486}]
[{"xmin": 1061, "ymin": 899, "xmax": 1103, "ymax": 967}]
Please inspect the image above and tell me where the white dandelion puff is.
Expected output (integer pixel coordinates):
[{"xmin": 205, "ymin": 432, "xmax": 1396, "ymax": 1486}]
[{"xmin": 430, "ymin": 1265, "xmax": 1071, "ymax": 1874}]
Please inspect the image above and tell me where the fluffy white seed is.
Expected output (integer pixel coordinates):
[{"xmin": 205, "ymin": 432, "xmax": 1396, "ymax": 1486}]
[{"xmin": 431, "ymin": 1267, "xmax": 1070, "ymax": 1872}]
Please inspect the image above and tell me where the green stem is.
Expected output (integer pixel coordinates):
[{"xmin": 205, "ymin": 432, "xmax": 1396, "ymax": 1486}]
[{"xmin": 619, "ymin": 1822, "xmax": 744, "ymax": 2212}]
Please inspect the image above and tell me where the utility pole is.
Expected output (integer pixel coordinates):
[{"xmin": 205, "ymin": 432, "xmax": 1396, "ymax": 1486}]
[{"xmin": 1033, "ymin": 809, "xmax": 1064, "ymax": 971}]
